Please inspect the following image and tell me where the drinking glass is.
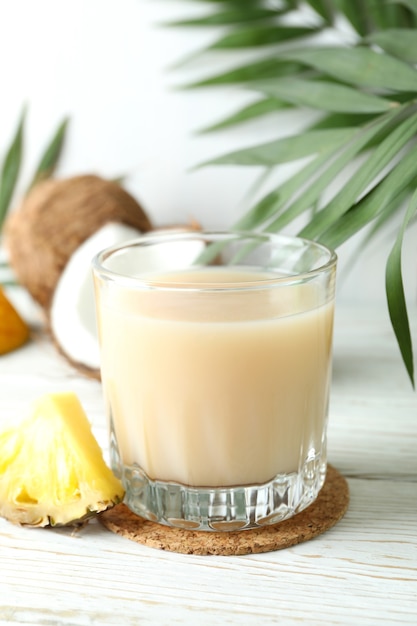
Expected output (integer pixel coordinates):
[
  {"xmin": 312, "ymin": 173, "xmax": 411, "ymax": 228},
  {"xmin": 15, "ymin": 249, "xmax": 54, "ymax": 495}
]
[{"xmin": 92, "ymin": 231, "xmax": 337, "ymax": 531}]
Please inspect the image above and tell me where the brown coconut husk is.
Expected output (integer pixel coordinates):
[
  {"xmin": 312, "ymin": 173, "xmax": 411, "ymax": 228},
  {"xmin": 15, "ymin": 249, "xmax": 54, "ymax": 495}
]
[{"xmin": 4, "ymin": 175, "xmax": 152, "ymax": 308}]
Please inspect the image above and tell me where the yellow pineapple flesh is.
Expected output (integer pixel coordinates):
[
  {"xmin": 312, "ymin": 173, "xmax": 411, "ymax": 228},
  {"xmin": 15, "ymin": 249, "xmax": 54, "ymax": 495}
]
[{"xmin": 0, "ymin": 392, "xmax": 124, "ymax": 526}]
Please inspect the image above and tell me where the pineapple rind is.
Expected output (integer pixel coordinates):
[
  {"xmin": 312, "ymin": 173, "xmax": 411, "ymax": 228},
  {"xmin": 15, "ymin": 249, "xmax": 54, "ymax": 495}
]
[{"xmin": 0, "ymin": 392, "xmax": 125, "ymax": 527}]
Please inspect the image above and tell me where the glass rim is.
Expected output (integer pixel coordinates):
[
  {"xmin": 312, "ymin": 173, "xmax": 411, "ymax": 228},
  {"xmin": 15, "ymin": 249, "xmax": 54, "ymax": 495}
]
[{"xmin": 92, "ymin": 230, "xmax": 337, "ymax": 292}]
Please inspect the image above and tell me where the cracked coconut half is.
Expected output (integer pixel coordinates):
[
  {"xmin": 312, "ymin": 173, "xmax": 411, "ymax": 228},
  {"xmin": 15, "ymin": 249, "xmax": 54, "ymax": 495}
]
[
  {"xmin": 4, "ymin": 174, "xmax": 200, "ymax": 379},
  {"xmin": 0, "ymin": 392, "xmax": 124, "ymax": 527}
]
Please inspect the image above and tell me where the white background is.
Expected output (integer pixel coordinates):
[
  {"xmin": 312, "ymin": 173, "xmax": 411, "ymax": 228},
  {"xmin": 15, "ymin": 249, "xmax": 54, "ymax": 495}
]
[{"xmin": 0, "ymin": 0, "xmax": 416, "ymax": 308}]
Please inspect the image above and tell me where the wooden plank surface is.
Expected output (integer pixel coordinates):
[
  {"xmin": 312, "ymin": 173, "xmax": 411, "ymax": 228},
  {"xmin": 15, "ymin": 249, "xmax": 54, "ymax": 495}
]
[{"xmin": 0, "ymin": 294, "xmax": 416, "ymax": 625}]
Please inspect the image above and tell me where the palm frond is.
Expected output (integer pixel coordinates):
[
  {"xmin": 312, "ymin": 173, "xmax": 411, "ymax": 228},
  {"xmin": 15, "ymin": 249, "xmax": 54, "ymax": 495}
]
[
  {"xmin": 168, "ymin": 0, "xmax": 417, "ymax": 384},
  {"xmin": 0, "ymin": 107, "xmax": 26, "ymax": 231}
]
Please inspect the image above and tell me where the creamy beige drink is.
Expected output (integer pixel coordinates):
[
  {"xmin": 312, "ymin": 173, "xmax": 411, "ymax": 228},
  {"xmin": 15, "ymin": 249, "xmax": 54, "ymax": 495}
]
[{"xmin": 97, "ymin": 267, "xmax": 334, "ymax": 488}]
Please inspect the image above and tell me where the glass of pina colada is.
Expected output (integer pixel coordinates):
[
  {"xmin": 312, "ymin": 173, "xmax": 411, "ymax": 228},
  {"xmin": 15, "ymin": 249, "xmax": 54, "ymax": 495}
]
[{"xmin": 93, "ymin": 231, "xmax": 337, "ymax": 531}]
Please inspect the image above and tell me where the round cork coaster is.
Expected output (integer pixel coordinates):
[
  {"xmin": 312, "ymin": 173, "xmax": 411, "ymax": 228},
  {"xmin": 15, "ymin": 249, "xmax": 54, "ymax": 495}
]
[{"xmin": 99, "ymin": 464, "xmax": 349, "ymax": 556}]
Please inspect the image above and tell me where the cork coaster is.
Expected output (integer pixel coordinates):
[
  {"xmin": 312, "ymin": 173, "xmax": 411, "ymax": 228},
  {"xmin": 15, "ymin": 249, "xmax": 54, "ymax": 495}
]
[{"xmin": 99, "ymin": 464, "xmax": 349, "ymax": 556}]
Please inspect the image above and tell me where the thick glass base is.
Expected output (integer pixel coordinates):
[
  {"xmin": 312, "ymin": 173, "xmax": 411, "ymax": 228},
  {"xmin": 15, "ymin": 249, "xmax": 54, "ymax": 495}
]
[{"xmin": 112, "ymin": 449, "xmax": 326, "ymax": 532}]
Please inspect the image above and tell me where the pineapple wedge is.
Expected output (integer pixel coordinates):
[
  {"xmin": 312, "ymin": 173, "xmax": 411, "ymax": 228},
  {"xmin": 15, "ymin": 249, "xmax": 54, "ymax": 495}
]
[{"xmin": 0, "ymin": 392, "xmax": 124, "ymax": 527}]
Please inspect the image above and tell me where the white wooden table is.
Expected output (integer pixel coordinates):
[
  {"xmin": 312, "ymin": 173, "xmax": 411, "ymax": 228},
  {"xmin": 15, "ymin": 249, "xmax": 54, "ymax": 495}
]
[{"xmin": 1, "ymin": 292, "xmax": 416, "ymax": 626}]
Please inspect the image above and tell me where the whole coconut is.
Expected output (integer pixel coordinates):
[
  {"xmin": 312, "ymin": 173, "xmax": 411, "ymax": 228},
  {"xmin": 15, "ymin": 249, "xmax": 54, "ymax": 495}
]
[{"xmin": 4, "ymin": 174, "xmax": 152, "ymax": 308}]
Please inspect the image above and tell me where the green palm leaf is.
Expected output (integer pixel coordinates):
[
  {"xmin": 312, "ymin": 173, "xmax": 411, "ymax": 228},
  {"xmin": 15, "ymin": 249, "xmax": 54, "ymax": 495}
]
[
  {"xmin": 366, "ymin": 28, "xmax": 417, "ymax": 63},
  {"xmin": 163, "ymin": 7, "xmax": 280, "ymax": 27},
  {"xmin": 300, "ymin": 107, "xmax": 417, "ymax": 239},
  {"xmin": 181, "ymin": 59, "xmax": 306, "ymax": 88},
  {"xmin": 27, "ymin": 118, "xmax": 69, "ymax": 191},
  {"xmin": 252, "ymin": 77, "xmax": 396, "ymax": 113},
  {"xmin": 234, "ymin": 151, "xmax": 334, "ymax": 231},
  {"xmin": 209, "ymin": 25, "xmax": 318, "ymax": 49},
  {"xmin": 265, "ymin": 109, "xmax": 401, "ymax": 233},
  {"xmin": 333, "ymin": 0, "xmax": 412, "ymax": 33},
  {"xmin": 310, "ymin": 112, "xmax": 377, "ymax": 130},
  {"xmin": 0, "ymin": 108, "xmax": 25, "ymax": 232},
  {"xmin": 339, "ymin": 185, "xmax": 413, "ymax": 278},
  {"xmin": 391, "ymin": 0, "xmax": 417, "ymax": 16},
  {"xmin": 168, "ymin": 0, "xmax": 417, "ymax": 383},
  {"xmin": 318, "ymin": 143, "xmax": 417, "ymax": 248},
  {"xmin": 332, "ymin": 0, "xmax": 370, "ymax": 35},
  {"xmin": 385, "ymin": 190, "xmax": 417, "ymax": 387},
  {"xmin": 198, "ymin": 98, "xmax": 290, "ymax": 133},
  {"xmin": 283, "ymin": 46, "xmax": 417, "ymax": 91},
  {"xmin": 199, "ymin": 128, "xmax": 356, "ymax": 167},
  {"xmin": 305, "ymin": 0, "xmax": 335, "ymax": 23}
]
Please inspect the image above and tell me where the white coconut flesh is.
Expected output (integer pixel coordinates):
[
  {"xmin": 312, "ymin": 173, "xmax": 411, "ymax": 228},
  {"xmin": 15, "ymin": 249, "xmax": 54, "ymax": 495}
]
[
  {"xmin": 50, "ymin": 223, "xmax": 140, "ymax": 370},
  {"xmin": 50, "ymin": 223, "xmax": 206, "ymax": 371}
]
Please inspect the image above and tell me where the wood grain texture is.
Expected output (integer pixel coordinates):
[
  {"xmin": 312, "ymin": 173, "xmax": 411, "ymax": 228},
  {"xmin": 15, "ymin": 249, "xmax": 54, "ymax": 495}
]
[
  {"xmin": 0, "ymin": 293, "xmax": 416, "ymax": 625},
  {"xmin": 99, "ymin": 466, "xmax": 349, "ymax": 555}
]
